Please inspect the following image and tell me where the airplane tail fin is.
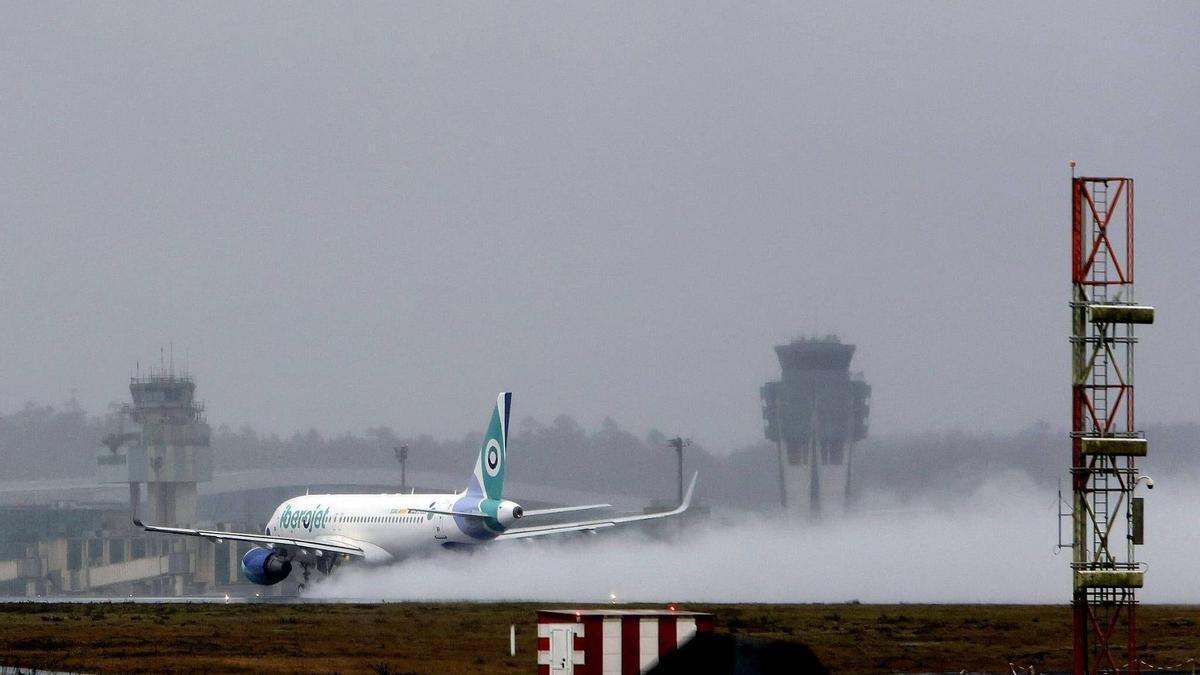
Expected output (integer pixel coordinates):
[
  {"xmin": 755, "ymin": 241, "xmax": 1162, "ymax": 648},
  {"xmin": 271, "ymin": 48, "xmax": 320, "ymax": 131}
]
[{"xmin": 466, "ymin": 392, "xmax": 511, "ymax": 501}]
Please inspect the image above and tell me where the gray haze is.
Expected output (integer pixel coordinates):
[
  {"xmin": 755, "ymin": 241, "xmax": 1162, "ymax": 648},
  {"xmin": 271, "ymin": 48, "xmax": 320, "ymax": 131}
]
[
  {"xmin": 2, "ymin": 3, "xmax": 1198, "ymax": 450},
  {"xmin": 309, "ymin": 475, "xmax": 1200, "ymax": 604}
]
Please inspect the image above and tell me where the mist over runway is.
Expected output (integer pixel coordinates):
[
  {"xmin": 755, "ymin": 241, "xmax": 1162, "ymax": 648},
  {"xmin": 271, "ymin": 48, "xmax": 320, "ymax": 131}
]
[{"xmin": 307, "ymin": 474, "xmax": 1200, "ymax": 605}]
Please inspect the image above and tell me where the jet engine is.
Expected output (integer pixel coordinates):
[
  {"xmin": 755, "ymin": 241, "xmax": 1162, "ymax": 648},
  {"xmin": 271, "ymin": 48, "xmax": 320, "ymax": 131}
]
[{"xmin": 240, "ymin": 547, "xmax": 292, "ymax": 585}]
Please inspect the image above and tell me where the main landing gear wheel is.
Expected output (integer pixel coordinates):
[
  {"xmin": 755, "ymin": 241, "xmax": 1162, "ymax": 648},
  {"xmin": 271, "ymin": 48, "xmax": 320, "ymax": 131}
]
[{"xmin": 298, "ymin": 562, "xmax": 312, "ymax": 591}]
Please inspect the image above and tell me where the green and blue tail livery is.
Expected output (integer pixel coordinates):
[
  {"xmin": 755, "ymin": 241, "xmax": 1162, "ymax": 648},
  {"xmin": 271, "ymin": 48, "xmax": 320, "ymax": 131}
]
[{"xmin": 466, "ymin": 391, "xmax": 510, "ymax": 501}]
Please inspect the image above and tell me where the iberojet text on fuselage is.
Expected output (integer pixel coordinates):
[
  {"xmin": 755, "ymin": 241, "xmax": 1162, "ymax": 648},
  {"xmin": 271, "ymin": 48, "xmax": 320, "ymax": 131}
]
[{"xmin": 277, "ymin": 504, "xmax": 332, "ymax": 532}]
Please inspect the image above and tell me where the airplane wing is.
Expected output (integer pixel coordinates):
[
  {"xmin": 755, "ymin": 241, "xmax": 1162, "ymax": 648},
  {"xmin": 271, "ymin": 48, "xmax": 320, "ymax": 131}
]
[
  {"xmin": 494, "ymin": 473, "xmax": 697, "ymax": 541},
  {"xmin": 522, "ymin": 503, "xmax": 611, "ymax": 517},
  {"xmin": 132, "ymin": 519, "xmax": 365, "ymax": 558},
  {"xmin": 406, "ymin": 503, "xmax": 612, "ymax": 519}
]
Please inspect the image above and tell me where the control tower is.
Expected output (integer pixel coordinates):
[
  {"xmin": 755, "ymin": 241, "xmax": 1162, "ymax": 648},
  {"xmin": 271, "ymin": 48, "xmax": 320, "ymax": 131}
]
[
  {"xmin": 761, "ymin": 336, "xmax": 870, "ymax": 517},
  {"xmin": 98, "ymin": 368, "xmax": 212, "ymax": 527}
]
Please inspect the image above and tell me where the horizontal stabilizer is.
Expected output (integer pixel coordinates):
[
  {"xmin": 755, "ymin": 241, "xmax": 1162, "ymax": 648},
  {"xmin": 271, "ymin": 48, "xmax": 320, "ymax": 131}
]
[{"xmin": 406, "ymin": 507, "xmax": 490, "ymax": 519}]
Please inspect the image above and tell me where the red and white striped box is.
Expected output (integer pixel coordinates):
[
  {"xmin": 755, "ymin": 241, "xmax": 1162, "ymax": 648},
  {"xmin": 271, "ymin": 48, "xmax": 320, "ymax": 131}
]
[{"xmin": 536, "ymin": 608, "xmax": 715, "ymax": 675}]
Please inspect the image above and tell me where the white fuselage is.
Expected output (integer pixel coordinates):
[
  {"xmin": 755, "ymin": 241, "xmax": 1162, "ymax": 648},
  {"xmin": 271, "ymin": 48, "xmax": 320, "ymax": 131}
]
[{"xmin": 266, "ymin": 492, "xmax": 491, "ymax": 564}]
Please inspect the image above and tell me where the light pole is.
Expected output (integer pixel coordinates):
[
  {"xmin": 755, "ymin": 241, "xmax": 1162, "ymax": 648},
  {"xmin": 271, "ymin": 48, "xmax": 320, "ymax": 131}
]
[
  {"xmin": 666, "ymin": 436, "xmax": 691, "ymax": 506},
  {"xmin": 394, "ymin": 445, "xmax": 409, "ymax": 492}
]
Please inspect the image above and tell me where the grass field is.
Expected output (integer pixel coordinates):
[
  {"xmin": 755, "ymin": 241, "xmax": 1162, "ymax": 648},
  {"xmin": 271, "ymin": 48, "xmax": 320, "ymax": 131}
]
[{"xmin": 1, "ymin": 602, "xmax": 1197, "ymax": 674}]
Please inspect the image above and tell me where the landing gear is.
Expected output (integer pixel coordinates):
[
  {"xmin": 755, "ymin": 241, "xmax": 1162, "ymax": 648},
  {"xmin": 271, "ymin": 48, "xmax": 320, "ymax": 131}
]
[{"xmin": 298, "ymin": 562, "xmax": 312, "ymax": 591}]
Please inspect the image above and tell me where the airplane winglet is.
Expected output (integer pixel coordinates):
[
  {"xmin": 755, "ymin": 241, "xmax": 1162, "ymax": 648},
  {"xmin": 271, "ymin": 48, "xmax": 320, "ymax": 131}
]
[{"xmin": 681, "ymin": 471, "xmax": 699, "ymax": 511}]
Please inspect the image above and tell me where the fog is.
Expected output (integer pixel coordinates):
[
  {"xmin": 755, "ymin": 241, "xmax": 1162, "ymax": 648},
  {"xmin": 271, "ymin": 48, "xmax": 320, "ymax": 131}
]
[
  {"xmin": 2, "ymin": 3, "xmax": 1199, "ymax": 452},
  {"xmin": 309, "ymin": 474, "xmax": 1200, "ymax": 604},
  {"xmin": 5, "ymin": 398, "xmax": 1196, "ymax": 603},
  {"xmin": 1, "ymin": 2, "xmax": 1197, "ymax": 608}
]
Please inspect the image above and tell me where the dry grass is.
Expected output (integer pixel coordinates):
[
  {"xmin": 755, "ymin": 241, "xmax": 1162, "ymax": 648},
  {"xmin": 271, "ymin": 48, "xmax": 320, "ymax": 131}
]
[{"xmin": 0, "ymin": 602, "xmax": 1197, "ymax": 674}]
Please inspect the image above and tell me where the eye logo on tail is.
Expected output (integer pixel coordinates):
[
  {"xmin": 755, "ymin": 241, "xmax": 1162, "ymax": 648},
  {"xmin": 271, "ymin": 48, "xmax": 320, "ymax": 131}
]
[
  {"xmin": 455, "ymin": 393, "xmax": 513, "ymax": 540},
  {"xmin": 485, "ymin": 439, "xmax": 502, "ymax": 477},
  {"xmin": 464, "ymin": 392, "xmax": 511, "ymax": 503}
]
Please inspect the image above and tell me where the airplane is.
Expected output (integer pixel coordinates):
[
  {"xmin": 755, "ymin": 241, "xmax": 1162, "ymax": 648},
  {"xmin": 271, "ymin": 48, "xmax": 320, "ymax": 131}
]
[{"xmin": 135, "ymin": 392, "xmax": 697, "ymax": 588}]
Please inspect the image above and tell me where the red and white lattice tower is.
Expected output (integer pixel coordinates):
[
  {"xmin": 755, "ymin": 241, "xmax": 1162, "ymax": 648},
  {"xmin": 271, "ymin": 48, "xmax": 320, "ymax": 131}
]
[{"xmin": 1070, "ymin": 173, "xmax": 1154, "ymax": 674}]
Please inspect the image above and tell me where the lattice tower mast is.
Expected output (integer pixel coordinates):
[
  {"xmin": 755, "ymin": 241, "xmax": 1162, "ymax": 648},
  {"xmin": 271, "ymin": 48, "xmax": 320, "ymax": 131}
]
[{"xmin": 1070, "ymin": 173, "xmax": 1154, "ymax": 674}]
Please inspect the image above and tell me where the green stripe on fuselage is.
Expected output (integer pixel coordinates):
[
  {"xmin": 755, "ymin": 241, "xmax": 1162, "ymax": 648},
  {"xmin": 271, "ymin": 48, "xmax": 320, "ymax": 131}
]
[{"xmin": 479, "ymin": 498, "xmax": 504, "ymax": 533}]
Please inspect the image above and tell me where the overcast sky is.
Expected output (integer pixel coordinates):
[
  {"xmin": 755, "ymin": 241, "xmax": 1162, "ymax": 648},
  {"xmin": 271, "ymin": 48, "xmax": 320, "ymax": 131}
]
[{"xmin": 1, "ymin": 3, "xmax": 1197, "ymax": 451}]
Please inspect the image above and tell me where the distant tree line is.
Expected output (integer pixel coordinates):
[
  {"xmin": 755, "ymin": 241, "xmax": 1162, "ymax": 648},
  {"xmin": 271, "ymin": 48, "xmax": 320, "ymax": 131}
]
[
  {"xmin": 1, "ymin": 401, "xmax": 1195, "ymax": 510},
  {"xmin": 0, "ymin": 400, "xmax": 106, "ymax": 479}
]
